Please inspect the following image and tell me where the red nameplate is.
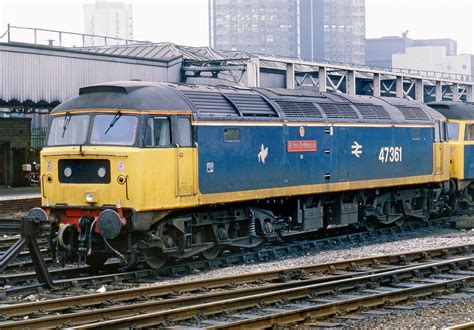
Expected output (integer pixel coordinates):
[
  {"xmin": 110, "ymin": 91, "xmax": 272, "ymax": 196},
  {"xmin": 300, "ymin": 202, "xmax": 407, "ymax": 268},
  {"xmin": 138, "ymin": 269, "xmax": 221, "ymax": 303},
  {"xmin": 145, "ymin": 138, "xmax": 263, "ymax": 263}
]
[{"xmin": 287, "ymin": 140, "xmax": 317, "ymax": 152}]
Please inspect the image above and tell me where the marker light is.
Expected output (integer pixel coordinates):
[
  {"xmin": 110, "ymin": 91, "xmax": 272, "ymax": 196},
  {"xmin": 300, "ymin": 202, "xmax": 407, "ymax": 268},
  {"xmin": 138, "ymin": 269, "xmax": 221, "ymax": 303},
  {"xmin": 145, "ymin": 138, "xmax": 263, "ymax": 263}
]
[
  {"xmin": 64, "ymin": 167, "xmax": 72, "ymax": 178},
  {"xmin": 97, "ymin": 167, "xmax": 107, "ymax": 178},
  {"xmin": 85, "ymin": 192, "xmax": 95, "ymax": 203}
]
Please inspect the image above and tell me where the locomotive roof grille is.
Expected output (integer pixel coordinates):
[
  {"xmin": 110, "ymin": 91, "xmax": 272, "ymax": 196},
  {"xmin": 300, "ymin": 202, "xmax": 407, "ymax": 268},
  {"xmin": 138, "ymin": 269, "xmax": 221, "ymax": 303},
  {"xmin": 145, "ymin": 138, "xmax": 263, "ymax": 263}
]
[
  {"xmin": 395, "ymin": 106, "xmax": 430, "ymax": 121},
  {"xmin": 53, "ymin": 81, "xmax": 437, "ymax": 124},
  {"xmin": 181, "ymin": 91, "xmax": 240, "ymax": 117},
  {"xmin": 275, "ymin": 101, "xmax": 323, "ymax": 119},
  {"xmin": 355, "ymin": 104, "xmax": 391, "ymax": 120},
  {"xmin": 223, "ymin": 93, "xmax": 278, "ymax": 117},
  {"xmin": 181, "ymin": 90, "xmax": 278, "ymax": 118},
  {"xmin": 318, "ymin": 103, "xmax": 360, "ymax": 120}
]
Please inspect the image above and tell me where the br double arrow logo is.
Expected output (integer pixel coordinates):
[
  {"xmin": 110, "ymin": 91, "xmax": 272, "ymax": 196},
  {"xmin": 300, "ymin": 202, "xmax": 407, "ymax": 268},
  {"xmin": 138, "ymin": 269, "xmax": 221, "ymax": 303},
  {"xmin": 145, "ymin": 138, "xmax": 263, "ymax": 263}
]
[{"xmin": 351, "ymin": 141, "xmax": 363, "ymax": 158}]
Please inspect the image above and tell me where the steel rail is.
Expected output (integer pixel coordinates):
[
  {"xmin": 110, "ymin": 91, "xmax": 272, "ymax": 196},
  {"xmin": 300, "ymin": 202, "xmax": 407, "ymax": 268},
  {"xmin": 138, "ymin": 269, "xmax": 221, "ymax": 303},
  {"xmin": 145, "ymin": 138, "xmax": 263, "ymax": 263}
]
[
  {"xmin": 447, "ymin": 322, "xmax": 474, "ymax": 330},
  {"xmin": 0, "ymin": 218, "xmax": 22, "ymax": 235},
  {"xmin": 0, "ymin": 243, "xmax": 471, "ymax": 315},
  {"xmin": 65, "ymin": 255, "xmax": 474, "ymax": 329},
  {"xmin": 217, "ymin": 276, "xmax": 474, "ymax": 329},
  {"xmin": 0, "ymin": 244, "xmax": 472, "ymax": 328},
  {"xmin": 0, "ymin": 265, "xmax": 412, "ymax": 328},
  {"xmin": 0, "ymin": 236, "xmax": 48, "ymax": 251}
]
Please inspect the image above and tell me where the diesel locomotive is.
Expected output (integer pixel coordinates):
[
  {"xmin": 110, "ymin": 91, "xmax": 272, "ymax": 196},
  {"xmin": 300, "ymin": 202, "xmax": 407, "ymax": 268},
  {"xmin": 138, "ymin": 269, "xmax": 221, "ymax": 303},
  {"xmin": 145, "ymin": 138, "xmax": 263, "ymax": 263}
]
[{"xmin": 38, "ymin": 81, "xmax": 472, "ymax": 269}]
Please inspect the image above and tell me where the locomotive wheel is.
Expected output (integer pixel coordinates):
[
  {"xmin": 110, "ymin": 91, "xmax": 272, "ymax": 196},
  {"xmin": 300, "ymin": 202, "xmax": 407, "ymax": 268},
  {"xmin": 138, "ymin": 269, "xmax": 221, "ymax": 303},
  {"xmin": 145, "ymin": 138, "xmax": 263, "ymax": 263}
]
[
  {"xmin": 87, "ymin": 253, "xmax": 109, "ymax": 273},
  {"xmin": 145, "ymin": 247, "xmax": 167, "ymax": 269},
  {"xmin": 250, "ymin": 241, "xmax": 266, "ymax": 252},
  {"xmin": 395, "ymin": 218, "xmax": 405, "ymax": 227},
  {"xmin": 201, "ymin": 246, "xmax": 221, "ymax": 260},
  {"xmin": 363, "ymin": 217, "xmax": 378, "ymax": 232}
]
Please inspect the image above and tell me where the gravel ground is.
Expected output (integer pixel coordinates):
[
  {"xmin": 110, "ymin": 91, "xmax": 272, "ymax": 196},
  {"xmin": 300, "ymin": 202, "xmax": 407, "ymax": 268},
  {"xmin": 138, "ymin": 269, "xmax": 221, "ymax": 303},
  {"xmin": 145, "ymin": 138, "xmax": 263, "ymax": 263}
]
[
  {"xmin": 158, "ymin": 226, "xmax": 474, "ymax": 284},
  {"xmin": 346, "ymin": 297, "xmax": 474, "ymax": 328},
  {"xmin": 142, "ymin": 226, "xmax": 474, "ymax": 328},
  {"xmin": 8, "ymin": 224, "xmax": 474, "ymax": 326}
]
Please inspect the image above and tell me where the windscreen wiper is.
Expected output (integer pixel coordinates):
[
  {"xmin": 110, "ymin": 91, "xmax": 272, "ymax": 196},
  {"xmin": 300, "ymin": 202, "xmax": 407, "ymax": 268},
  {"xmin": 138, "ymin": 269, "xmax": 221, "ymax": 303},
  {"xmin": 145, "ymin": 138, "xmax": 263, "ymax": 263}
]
[
  {"xmin": 105, "ymin": 111, "xmax": 122, "ymax": 135},
  {"xmin": 61, "ymin": 112, "xmax": 72, "ymax": 138}
]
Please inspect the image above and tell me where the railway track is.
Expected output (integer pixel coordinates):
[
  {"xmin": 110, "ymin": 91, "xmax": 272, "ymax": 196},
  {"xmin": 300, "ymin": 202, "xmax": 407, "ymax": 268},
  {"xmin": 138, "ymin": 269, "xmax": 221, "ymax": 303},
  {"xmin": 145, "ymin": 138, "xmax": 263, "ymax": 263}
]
[
  {"xmin": 0, "ymin": 235, "xmax": 49, "ymax": 253},
  {"xmin": 0, "ymin": 217, "xmax": 451, "ymax": 295},
  {"xmin": 0, "ymin": 244, "xmax": 472, "ymax": 328},
  {"xmin": 0, "ymin": 218, "xmax": 22, "ymax": 235},
  {"xmin": 448, "ymin": 322, "xmax": 474, "ymax": 330},
  {"xmin": 0, "ymin": 217, "xmax": 49, "ymax": 236}
]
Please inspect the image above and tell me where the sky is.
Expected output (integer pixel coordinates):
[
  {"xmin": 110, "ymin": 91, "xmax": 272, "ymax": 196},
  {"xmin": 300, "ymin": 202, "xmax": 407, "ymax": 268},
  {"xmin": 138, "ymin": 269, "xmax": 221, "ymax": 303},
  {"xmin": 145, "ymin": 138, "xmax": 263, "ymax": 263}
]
[{"xmin": 0, "ymin": 0, "xmax": 473, "ymax": 54}]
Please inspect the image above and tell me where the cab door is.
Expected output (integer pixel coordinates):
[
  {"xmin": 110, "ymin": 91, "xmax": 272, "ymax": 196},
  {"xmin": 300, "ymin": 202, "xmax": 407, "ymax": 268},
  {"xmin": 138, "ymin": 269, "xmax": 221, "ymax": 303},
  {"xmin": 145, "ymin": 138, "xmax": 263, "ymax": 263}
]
[
  {"xmin": 434, "ymin": 120, "xmax": 444, "ymax": 175},
  {"xmin": 173, "ymin": 115, "xmax": 196, "ymax": 197}
]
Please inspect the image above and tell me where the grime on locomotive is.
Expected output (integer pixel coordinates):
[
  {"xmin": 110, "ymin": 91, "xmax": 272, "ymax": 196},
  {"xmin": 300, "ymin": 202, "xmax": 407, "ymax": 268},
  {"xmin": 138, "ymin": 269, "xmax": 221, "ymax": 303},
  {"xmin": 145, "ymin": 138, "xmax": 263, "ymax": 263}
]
[
  {"xmin": 41, "ymin": 81, "xmax": 454, "ymax": 270},
  {"xmin": 42, "ymin": 83, "xmax": 198, "ymax": 267}
]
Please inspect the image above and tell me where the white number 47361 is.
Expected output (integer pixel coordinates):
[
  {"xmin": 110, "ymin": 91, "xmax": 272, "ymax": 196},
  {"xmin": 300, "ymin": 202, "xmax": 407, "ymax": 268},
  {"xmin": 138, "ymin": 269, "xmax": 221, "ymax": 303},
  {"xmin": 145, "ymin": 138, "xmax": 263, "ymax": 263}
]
[{"xmin": 378, "ymin": 146, "xmax": 403, "ymax": 163}]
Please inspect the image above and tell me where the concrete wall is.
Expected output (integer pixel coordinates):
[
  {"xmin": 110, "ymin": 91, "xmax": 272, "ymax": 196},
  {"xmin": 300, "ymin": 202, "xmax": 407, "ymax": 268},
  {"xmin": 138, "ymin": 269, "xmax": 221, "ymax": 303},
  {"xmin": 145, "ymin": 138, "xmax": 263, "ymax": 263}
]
[{"xmin": 0, "ymin": 118, "xmax": 31, "ymax": 186}]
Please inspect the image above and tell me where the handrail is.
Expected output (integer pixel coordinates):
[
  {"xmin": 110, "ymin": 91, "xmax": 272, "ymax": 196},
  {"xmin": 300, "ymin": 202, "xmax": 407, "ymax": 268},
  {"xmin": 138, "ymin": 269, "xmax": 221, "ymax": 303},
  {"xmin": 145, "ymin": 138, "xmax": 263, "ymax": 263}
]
[{"xmin": 1, "ymin": 24, "xmax": 152, "ymax": 48}]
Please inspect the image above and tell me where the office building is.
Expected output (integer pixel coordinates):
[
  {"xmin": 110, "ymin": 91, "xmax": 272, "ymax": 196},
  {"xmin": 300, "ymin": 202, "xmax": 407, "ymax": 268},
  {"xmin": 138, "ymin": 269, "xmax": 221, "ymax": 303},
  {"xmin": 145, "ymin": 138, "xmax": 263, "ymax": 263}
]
[
  {"xmin": 366, "ymin": 34, "xmax": 457, "ymax": 68},
  {"xmin": 84, "ymin": 0, "xmax": 133, "ymax": 46},
  {"xmin": 209, "ymin": 0, "xmax": 299, "ymax": 58},
  {"xmin": 393, "ymin": 46, "xmax": 472, "ymax": 80},
  {"xmin": 209, "ymin": 0, "xmax": 366, "ymax": 64},
  {"xmin": 300, "ymin": 0, "xmax": 365, "ymax": 64}
]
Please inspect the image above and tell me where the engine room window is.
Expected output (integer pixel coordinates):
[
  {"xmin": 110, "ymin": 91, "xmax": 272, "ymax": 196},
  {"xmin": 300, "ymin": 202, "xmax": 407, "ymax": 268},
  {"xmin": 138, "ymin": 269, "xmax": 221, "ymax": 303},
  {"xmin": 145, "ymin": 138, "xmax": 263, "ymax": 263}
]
[
  {"xmin": 411, "ymin": 128, "xmax": 421, "ymax": 140},
  {"xmin": 465, "ymin": 124, "xmax": 474, "ymax": 141},
  {"xmin": 224, "ymin": 128, "xmax": 240, "ymax": 142},
  {"xmin": 47, "ymin": 114, "xmax": 90, "ymax": 146},
  {"xmin": 145, "ymin": 117, "xmax": 171, "ymax": 147},
  {"xmin": 177, "ymin": 117, "xmax": 192, "ymax": 147},
  {"xmin": 90, "ymin": 114, "xmax": 138, "ymax": 146},
  {"xmin": 447, "ymin": 123, "xmax": 459, "ymax": 141}
]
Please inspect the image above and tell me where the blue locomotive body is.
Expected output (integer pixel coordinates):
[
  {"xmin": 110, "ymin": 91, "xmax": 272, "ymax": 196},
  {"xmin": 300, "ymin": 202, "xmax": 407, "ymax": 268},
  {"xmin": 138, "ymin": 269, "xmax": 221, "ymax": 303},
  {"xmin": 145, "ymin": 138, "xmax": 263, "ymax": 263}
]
[{"xmin": 198, "ymin": 124, "xmax": 434, "ymax": 194}]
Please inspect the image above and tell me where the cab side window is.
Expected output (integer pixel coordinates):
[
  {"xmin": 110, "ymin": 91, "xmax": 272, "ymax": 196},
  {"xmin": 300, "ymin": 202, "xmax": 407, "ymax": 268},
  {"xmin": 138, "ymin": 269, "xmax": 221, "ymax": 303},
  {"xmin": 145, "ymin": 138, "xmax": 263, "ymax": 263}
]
[
  {"xmin": 145, "ymin": 117, "xmax": 171, "ymax": 147},
  {"xmin": 176, "ymin": 117, "xmax": 192, "ymax": 147},
  {"xmin": 465, "ymin": 124, "xmax": 474, "ymax": 141},
  {"xmin": 447, "ymin": 123, "xmax": 459, "ymax": 141}
]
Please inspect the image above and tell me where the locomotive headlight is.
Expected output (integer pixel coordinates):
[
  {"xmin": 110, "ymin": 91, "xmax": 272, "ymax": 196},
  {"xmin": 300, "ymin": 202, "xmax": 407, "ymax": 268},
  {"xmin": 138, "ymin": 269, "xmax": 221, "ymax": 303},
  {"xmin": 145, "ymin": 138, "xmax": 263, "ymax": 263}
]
[
  {"xmin": 97, "ymin": 167, "xmax": 107, "ymax": 178},
  {"xmin": 64, "ymin": 167, "xmax": 72, "ymax": 178},
  {"xmin": 85, "ymin": 192, "xmax": 95, "ymax": 203}
]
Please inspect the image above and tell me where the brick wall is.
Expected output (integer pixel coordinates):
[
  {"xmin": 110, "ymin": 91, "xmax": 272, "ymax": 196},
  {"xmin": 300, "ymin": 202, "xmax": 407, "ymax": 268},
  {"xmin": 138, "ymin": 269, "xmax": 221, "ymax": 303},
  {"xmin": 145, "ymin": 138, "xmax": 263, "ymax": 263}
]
[
  {"xmin": 0, "ymin": 118, "xmax": 31, "ymax": 186},
  {"xmin": 0, "ymin": 198, "xmax": 41, "ymax": 216}
]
